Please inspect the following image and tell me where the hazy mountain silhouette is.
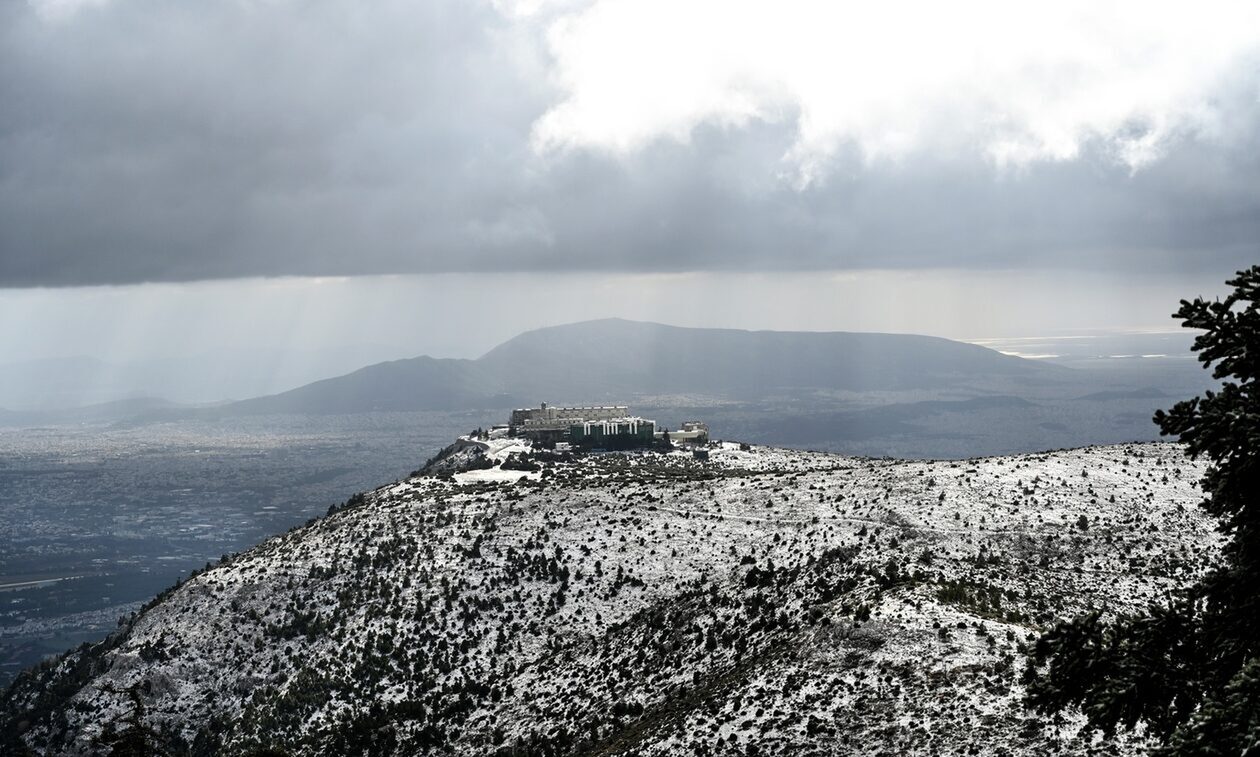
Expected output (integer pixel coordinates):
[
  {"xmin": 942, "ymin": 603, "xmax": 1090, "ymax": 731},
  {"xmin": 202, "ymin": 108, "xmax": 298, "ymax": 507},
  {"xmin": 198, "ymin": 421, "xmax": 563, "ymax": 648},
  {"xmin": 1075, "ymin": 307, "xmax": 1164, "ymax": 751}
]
[
  {"xmin": 224, "ymin": 355, "xmax": 520, "ymax": 414},
  {"xmin": 481, "ymin": 319, "xmax": 1061, "ymax": 395},
  {"xmin": 0, "ymin": 396, "xmax": 185, "ymax": 427},
  {"xmin": 216, "ymin": 319, "xmax": 1064, "ymax": 415}
]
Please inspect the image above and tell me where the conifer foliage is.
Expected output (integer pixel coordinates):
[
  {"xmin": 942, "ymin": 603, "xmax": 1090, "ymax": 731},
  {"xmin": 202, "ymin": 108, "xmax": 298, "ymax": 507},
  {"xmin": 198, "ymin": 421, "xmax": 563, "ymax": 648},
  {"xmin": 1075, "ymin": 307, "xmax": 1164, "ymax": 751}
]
[{"xmin": 1026, "ymin": 266, "xmax": 1260, "ymax": 754}]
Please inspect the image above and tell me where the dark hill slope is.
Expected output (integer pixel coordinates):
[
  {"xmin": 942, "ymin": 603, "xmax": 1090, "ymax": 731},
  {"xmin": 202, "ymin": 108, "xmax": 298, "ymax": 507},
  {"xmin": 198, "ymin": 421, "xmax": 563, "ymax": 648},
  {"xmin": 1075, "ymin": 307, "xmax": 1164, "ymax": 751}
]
[
  {"xmin": 224, "ymin": 356, "xmax": 517, "ymax": 414},
  {"xmin": 1, "ymin": 441, "xmax": 1215, "ymax": 756}
]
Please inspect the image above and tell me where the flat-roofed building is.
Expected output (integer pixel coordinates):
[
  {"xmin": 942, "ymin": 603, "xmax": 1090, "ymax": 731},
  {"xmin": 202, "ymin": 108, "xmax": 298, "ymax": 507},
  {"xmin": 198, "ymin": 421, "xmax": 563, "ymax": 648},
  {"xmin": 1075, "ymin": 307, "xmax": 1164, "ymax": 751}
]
[
  {"xmin": 656, "ymin": 421, "xmax": 709, "ymax": 445},
  {"xmin": 509, "ymin": 403, "xmax": 632, "ymax": 442}
]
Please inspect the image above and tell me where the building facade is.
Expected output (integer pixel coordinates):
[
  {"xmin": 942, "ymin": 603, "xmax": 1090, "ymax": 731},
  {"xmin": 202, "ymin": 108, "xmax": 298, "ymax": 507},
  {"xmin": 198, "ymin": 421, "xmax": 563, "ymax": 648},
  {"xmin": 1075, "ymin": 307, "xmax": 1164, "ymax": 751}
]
[
  {"xmin": 569, "ymin": 417, "xmax": 656, "ymax": 449},
  {"xmin": 509, "ymin": 403, "xmax": 633, "ymax": 443}
]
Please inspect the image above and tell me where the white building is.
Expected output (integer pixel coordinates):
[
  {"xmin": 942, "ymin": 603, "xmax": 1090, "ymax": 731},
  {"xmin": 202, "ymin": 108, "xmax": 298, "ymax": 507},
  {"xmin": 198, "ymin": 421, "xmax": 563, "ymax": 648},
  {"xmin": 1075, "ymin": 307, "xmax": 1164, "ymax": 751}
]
[{"xmin": 656, "ymin": 421, "xmax": 709, "ymax": 445}]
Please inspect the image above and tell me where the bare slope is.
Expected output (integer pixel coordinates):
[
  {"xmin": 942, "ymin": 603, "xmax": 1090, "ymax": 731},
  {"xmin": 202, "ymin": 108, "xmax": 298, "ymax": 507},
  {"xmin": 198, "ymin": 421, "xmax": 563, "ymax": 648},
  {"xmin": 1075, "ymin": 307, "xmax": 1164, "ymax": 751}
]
[{"xmin": 2, "ymin": 441, "xmax": 1215, "ymax": 756}]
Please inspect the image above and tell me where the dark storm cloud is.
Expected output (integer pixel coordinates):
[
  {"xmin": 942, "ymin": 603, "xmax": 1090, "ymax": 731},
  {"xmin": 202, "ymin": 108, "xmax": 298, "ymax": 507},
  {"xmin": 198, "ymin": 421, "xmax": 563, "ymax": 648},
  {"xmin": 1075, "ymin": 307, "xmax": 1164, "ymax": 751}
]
[{"xmin": 1, "ymin": 0, "xmax": 1258, "ymax": 287}]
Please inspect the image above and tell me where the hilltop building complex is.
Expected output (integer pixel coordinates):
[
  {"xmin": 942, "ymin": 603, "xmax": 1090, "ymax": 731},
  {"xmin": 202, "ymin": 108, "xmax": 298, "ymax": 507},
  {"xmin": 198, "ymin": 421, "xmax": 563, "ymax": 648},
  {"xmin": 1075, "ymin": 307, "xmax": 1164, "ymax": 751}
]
[
  {"xmin": 509, "ymin": 403, "xmax": 633, "ymax": 443},
  {"xmin": 506, "ymin": 403, "xmax": 708, "ymax": 450}
]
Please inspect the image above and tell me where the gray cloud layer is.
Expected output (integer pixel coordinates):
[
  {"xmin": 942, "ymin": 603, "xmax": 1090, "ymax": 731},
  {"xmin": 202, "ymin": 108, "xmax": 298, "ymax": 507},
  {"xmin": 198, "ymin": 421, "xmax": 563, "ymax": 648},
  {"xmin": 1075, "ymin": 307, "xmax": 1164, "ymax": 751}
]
[{"xmin": 1, "ymin": 0, "xmax": 1258, "ymax": 287}]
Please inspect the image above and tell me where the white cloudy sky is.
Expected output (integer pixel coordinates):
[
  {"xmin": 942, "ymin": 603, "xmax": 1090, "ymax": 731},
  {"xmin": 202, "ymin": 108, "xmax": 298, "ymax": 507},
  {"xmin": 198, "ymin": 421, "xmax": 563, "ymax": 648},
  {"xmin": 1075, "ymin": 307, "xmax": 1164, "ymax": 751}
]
[{"xmin": 1, "ymin": 0, "xmax": 1257, "ymax": 396}]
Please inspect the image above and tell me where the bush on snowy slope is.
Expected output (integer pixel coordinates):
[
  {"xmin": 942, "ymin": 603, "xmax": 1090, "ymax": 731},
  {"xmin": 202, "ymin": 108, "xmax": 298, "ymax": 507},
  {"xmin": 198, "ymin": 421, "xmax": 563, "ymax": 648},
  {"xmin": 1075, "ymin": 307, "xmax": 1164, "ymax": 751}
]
[{"xmin": 1027, "ymin": 266, "xmax": 1260, "ymax": 755}]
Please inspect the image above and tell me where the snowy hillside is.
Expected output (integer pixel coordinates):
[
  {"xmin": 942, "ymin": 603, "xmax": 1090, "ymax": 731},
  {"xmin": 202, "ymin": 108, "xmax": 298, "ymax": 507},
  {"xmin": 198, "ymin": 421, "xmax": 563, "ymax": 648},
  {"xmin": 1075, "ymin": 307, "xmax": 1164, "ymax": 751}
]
[{"xmin": 2, "ymin": 440, "xmax": 1217, "ymax": 756}]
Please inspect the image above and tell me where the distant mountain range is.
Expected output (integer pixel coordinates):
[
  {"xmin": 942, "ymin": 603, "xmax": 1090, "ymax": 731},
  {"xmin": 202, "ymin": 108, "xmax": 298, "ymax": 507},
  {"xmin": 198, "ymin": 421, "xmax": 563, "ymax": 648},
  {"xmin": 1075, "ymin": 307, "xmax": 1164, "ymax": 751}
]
[
  {"xmin": 2, "ymin": 320, "xmax": 1212, "ymax": 458},
  {"xmin": 0, "ymin": 344, "xmax": 414, "ymax": 411},
  {"xmin": 218, "ymin": 319, "xmax": 1064, "ymax": 415}
]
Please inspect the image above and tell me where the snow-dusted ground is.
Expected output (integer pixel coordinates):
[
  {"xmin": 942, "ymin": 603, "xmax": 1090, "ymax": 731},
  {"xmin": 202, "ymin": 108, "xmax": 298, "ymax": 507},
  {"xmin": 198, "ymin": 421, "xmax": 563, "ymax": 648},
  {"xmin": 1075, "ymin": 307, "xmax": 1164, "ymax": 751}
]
[
  {"xmin": 2, "ymin": 440, "xmax": 1217, "ymax": 756},
  {"xmin": 452, "ymin": 466, "xmax": 539, "ymax": 485}
]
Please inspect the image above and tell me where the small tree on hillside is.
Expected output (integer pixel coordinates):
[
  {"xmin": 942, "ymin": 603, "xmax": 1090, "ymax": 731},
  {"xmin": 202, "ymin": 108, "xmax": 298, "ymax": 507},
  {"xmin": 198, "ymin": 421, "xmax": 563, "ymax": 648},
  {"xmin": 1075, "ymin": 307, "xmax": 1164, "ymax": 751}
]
[{"xmin": 1025, "ymin": 265, "xmax": 1260, "ymax": 754}]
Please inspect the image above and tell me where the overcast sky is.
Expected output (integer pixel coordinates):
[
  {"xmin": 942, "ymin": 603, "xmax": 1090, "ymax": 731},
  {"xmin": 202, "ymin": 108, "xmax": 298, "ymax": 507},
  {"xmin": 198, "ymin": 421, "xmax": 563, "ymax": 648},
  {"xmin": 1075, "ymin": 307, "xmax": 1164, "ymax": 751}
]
[{"xmin": 1, "ymin": 0, "xmax": 1257, "ymax": 393}]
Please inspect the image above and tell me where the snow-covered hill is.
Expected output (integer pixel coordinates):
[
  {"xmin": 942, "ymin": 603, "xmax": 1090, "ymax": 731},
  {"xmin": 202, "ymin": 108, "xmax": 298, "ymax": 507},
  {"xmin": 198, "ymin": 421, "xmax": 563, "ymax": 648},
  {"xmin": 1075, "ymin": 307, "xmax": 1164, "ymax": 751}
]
[{"xmin": 2, "ymin": 440, "xmax": 1217, "ymax": 756}]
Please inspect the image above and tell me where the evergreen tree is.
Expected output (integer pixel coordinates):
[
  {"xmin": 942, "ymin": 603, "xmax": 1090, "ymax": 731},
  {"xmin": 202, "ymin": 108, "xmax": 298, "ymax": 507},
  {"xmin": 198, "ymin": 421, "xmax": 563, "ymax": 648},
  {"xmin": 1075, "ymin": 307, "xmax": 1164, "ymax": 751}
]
[
  {"xmin": 1025, "ymin": 266, "xmax": 1260, "ymax": 753},
  {"xmin": 93, "ymin": 683, "xmax": 168, "ymax": 757}
]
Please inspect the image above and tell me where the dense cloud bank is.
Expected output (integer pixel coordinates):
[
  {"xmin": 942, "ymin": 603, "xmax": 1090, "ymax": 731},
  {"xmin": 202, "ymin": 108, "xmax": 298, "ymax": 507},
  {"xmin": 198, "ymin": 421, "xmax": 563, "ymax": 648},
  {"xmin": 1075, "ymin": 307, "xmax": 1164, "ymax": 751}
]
[{"xmin": 2, "ymin": 0, "xmax": 1259, "ymax": 286}]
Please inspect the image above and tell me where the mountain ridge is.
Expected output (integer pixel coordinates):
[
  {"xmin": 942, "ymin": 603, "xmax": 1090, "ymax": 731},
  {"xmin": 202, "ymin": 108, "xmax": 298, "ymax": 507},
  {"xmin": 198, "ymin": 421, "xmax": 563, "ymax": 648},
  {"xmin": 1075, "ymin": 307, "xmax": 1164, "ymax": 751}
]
[
  {"xmin": 2, "ymin": 437, "xmax": 1216, "ymax": 756},
  {"xmin": 215, "ymin": 319, "xmax": 1065, "ymax": 416}
]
